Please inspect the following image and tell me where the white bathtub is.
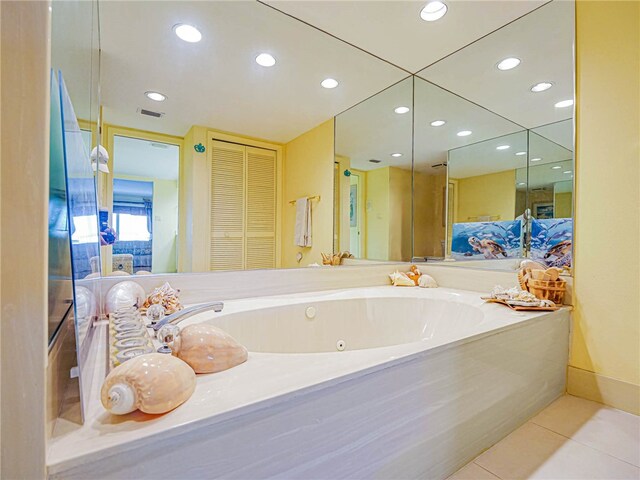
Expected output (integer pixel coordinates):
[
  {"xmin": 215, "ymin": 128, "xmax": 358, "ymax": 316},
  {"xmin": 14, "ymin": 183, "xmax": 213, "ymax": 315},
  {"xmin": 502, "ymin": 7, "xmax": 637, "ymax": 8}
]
[{"xmin": 48, "ymin": 286, "xmax": 570, "ymax": 479}]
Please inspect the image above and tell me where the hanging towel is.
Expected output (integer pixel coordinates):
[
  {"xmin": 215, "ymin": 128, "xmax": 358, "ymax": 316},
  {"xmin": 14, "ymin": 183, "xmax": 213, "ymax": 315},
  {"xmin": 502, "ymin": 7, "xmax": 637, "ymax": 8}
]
[{"xmin": 295, "ymin": 197, "xmax": 312, "ymax": 247}]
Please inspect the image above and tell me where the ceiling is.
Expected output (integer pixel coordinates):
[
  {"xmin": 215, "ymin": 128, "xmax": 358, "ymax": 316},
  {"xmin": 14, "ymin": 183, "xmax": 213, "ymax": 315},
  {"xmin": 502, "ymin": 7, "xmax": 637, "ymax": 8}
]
[
  {"xmin": 55, "ymin": 0, "xmax": 574, "ymax": 159},
  {"xmin": 113, "ymin": 136, "xmax": 180, "ymax": 181},
  {"xmin": 99, "ymin": 1, "xmax": 407, "ymax": 142},
  {"xmin": 418, "ymin": 0, "xmax": 575, "ymax": 129},
  {"xmin": 265, "ymin": 0, "xmax": 545, "ymax": 73}
]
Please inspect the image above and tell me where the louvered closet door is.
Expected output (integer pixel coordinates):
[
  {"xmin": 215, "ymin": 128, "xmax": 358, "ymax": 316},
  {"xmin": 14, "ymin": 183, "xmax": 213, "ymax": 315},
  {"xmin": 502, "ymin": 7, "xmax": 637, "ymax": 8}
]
[
  {"xmin": 210, "ymin": 141, "xmax": 245, "ymax": 271},
  {"xmin": 245, "ymin": 146, "xmax": 276, "ymax": 270}
]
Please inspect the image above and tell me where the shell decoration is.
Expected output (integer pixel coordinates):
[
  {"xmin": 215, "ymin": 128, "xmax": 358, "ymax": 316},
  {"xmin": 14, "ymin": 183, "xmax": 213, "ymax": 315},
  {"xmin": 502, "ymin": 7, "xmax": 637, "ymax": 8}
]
[
  {"xmin": 389, "ymin": 271, "xmax": 415, "ymax": 287},
  {"xmin": 101, "ymin": 353, "xmax": 196, "ymax": 415},
  {"xmin": 418, "ymin": 274, "xmax": 438, "ymax": 288},
  {"xmin": 105, "ymin": 281, "xmax": 146, "ymax": 314},
  {"xmin": 171, "ymin": 324, "xmax": 248, "ymax": 374},
  {"xmin": 142, "ymin": 282, "xmax": 183, "ymax": 315},
  {"xmin": 321, "ymin": 252, "xmax": 354, "ymax": 266}
]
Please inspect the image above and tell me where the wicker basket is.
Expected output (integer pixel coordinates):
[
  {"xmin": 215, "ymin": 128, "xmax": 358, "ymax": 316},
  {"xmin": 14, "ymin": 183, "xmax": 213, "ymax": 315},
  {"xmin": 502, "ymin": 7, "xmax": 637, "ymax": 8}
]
[{"xmin": 526, "ymin": 278, "xmax": 566, "ymax": 304}]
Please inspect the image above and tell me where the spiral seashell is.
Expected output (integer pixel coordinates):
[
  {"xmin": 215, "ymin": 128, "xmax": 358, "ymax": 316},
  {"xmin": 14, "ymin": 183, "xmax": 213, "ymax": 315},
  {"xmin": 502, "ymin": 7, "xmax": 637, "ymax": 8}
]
[
  {"xmin": 105, "ymin": 281, "xmax": 146, "ymax": 314},
  {"xmin": 418, "ymin": 274, "xmax": 438, "ymax": 288},
  {"xmin": 101, "ymin": 353, "xmax": 196, "ymax": 415},
  {"xmin": 172, "ymin": 324, "xmax": 248, "ymax": 374}
]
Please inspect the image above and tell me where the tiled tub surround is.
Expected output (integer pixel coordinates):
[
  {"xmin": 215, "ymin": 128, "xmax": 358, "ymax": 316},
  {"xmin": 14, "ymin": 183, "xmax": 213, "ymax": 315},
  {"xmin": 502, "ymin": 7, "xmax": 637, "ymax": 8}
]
[{"xmin": 48, "ymin": 286, "xmax": 570, "ymax": 479}]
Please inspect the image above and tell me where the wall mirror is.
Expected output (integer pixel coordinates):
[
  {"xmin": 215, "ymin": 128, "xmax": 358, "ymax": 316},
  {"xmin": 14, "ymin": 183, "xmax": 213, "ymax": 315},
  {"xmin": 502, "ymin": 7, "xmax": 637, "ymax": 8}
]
[
  {"xmin": 89, "ymin": 0, "xmax": 406, "ymax": 274},
  {"xmin": 334, "ymin": 77, "xmax": 414, "ymax": 262},
  {"xmin": 415, "ymin": 0, "xmax": 575, "ymax": 272}
]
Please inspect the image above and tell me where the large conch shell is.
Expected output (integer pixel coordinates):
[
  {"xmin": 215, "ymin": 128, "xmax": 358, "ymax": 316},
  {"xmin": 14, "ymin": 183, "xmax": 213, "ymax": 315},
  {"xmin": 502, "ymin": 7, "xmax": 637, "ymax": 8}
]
[
  {"xmin": 389, "ymin": 271, "xmax": 415, "ymax": 287},
  {"xmin": 142, "ymin": 282, "xmax": 183, "ymax": 315},
  {"xmin": 171, "ymin": 324, "xmax": 248, "ymax": 374},
  {"xmin": 101, "ymin": 353, "xmax": 196, "ymax": 415}
]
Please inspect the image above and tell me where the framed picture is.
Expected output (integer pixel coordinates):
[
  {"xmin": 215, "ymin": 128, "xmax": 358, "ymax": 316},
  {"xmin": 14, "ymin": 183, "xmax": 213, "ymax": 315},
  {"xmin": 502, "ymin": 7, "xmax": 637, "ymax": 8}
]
[{"xmin": 533, "ymin": 202, "xmax": 554, "ymax": 219}]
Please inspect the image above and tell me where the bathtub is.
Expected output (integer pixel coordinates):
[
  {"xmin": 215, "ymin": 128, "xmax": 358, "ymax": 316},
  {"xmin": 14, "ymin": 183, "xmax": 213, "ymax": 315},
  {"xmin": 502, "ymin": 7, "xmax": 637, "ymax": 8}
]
[{"xmin": 48, "ymin": 286, "xmax": 570, "ymax": 479}]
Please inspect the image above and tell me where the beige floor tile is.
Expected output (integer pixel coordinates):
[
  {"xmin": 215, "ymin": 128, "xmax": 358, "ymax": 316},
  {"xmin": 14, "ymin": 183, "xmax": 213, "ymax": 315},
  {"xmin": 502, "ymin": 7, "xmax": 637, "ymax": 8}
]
[
  {"xmin": 531, "ymin": 394, "xmax": 640, "ymax": 467},
  {"xmin": 475, "ymin": 422, "xmax": 639, "ymax": 479},
  {"xmin": 446, "ymin": 462, "xmax": 500, "ymax": 480}
]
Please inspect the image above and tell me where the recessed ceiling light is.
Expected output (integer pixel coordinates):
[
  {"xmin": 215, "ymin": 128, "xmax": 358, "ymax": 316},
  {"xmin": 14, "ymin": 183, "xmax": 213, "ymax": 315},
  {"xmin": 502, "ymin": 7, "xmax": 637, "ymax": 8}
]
[
  {"xmin": 518, "ymin": 182, "xmax": 526, "ymax": 186},
  {"xmin": 555, "ymin": 99, "xmax": 574, "ymax": 108},
  {"xmin": 430, "ymin": 120, "xmax": 446, "ymax": 127},
  {"xmin": 391, "ymin": 153, "xmax": 403, "ymax": 157},
  {"xmin": 457, "ymin": 130, "xmax": 472, "ymax": 137},
  {"xmin": 497, "ymin": 57, "xmax": 521, "ymax": 71},
  {"xmin": 515, "ymin": 151, "xmax": 527, "ymax": 156},
  {"xmin": 145, "ymin": 91, "xmax": 166, "ymax": 102},
  {"xmin": 173, "ymin": 24, "xmax": 202, "ymax": 43},
  {"xmin": 496, "ymin": 145, "xmax": 510, "ymax": 150},
  {"xmin": 394, "ymin": 106, "xmax": 410, "ymax": 114},
  {"xmin": 551, "ymin": 165, "xmax": 562, "ymax": 170},
  {"xmin": 420, "ymin": 1, "xmax": 448, "ymax": 21},
  {"xmin": 321, "ymin": 78, "xmax": 339, "ymax": 89},
  {"xmin": 531, "ymin": 157, "xmax": 542, "ymax": 162},
  {"xmin": 563, "ymin": 170, "xmax": 573, "ymax": 174},
  {"xmin": 255, "ymin": 53, "xmax": 276, "ymax": 67},
  {"xmin": 531, "ymin": 82, "xmax": 553, "ymax": 92}
]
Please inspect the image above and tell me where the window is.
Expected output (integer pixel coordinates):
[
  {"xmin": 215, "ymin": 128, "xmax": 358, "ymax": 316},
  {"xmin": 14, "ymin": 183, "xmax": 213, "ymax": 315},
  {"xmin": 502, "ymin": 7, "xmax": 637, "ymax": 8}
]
[
  {"xmin": 114, "ymin": 213, "xmax": 151, "ymax": 241},
  {"xmin": 71, "ymin": 214, "xmax": 99, "ymax": 244}
]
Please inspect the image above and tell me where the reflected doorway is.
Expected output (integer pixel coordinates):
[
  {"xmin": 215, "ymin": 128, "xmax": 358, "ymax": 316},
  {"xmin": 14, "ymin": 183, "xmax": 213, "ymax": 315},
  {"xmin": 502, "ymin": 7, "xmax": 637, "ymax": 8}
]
[{"xmin": 112, "ymin": 135, "xmax": 180, "ymax": 274}]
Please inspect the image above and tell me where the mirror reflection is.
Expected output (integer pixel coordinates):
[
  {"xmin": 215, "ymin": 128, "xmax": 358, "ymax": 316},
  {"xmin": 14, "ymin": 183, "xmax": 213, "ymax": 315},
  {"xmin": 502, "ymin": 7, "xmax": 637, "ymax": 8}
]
[{"xmin": 334, "ymin": 77, "xmax": 413, "ymax": 262}]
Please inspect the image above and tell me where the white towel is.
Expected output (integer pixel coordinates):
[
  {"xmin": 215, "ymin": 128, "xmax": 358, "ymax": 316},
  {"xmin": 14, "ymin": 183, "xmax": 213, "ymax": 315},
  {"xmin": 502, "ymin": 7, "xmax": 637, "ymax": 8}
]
[{"xmin": 294, "ymin": 197, "xmax": 312, "ymax": 247}]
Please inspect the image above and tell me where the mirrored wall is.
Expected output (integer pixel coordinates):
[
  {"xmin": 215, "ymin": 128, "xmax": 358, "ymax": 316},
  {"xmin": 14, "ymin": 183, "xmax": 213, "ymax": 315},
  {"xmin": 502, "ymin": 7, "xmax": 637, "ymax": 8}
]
[
  {"xmin": 334, "ymin": 0, "xmax": 575, "ymax": 271},
  {"xmin": 53, "ymin": 0, "xmax": 575, "ymax": 287}
]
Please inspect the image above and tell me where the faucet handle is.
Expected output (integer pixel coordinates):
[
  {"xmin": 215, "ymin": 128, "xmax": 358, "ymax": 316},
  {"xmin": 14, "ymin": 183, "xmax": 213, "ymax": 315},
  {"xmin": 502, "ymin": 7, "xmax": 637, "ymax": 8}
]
[{"xmin": 156, "ymin": 324, "xmax": 180, "ymax": 354}]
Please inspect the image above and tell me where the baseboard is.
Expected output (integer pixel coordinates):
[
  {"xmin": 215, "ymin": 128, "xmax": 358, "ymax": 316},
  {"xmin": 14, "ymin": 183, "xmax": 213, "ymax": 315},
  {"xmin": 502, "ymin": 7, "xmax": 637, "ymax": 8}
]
[{"xmin": 567, "ymin": 366, "xmax": 640, "ymax": 415}]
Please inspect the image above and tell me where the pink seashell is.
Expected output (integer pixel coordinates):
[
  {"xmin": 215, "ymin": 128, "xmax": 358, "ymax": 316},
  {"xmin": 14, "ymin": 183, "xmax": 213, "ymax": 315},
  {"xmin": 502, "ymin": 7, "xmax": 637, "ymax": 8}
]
[
  {"xmin": 172, "ymin": 324, "xmax": 248, "ymax": 374},
  {"xmin": 101, "ymin": 353, "xmax": 196, "ymax": 415}
]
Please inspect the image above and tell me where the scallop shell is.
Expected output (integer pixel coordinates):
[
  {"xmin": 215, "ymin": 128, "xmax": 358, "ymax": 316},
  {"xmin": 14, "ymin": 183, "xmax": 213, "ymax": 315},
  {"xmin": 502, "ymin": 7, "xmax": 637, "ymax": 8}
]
[
  {"xmin": 105, "ymin": 281, "xmax": 146, "ymax": 314},
  {"xmin": 101, "ymin": 353, "xmax": 196, "ymax": 415},
  {"xmin": 172, "ymin": 324, "xmax": 248, "ymax": 374},
  {"xmin": 418, "ymin": 274, "xmax": 438, "ymax": 288}
]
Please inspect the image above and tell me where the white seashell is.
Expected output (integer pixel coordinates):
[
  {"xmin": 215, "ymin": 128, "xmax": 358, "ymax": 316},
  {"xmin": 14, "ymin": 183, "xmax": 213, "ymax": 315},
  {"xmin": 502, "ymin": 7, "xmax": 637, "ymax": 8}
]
[
  {"xmin": 418, "ymin": 274, "xmax": 438, "ymax": 288},
  {"xmin": 389, "ymin": 271, "xmax": 415, "ymax": 287},
  {"xmin": 520, "ymin": 259, "xmax": 547, "ymax": 271},
  {"xmin": 101, "ymin": 353, "xmax": 196, "ymax": 415},
  {"xmin": 108, "ymin": 271, "xmax": 131, "ymax": 277},
  {"xmin": 105, "ymin": 281, "xmax": 146, "ymax": 314},
  {"xmin": 172, "ymin": 324, "xmax": 248, "ymax": 374},
  {"xmin": 75, "ymin": 286, "xmax": 97, "ymax": 320}
]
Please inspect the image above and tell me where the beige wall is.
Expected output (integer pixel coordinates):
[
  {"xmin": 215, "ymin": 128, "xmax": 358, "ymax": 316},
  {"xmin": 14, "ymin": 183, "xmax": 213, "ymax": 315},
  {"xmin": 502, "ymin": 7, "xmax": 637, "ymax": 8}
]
[
  {"xmin": 570, "ymin": 0, "xmax": 640, "ymax": 413},
  {"xmin": 388, "ymin": 167, "xmax": 412, "ymax": 261},
  {"xmin": 1, "ymin": 1, "xmax": 50, "ymax": 477},
  {"xmin": 282, "ymin": 120, "xmax": 335, "ymax": 267},
  {"xmin": 414, "ymin": 172, "xmax": 446, "ymax": 258},
  {"xmin": 365, "ymin": 167, "xmax": 390, "ymax": 260},
  {"xmin": 455, "ymin": 170, "xmax": 516, "ymax": 222}
]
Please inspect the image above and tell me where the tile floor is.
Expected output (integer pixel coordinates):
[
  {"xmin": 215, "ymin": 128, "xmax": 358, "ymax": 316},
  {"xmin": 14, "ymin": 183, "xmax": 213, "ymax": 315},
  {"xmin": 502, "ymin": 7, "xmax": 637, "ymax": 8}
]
[{"xmin": 448, "ymin": 395, "xmax": 640, "ymax": 480}]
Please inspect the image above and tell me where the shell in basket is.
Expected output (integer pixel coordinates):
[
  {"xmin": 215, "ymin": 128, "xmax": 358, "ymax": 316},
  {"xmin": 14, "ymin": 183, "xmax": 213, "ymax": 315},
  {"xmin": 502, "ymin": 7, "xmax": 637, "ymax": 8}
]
[
  {"xmin": 171, "ymin": 324, "xmax": 248, "ymax": 374},
  {"xmin": 101, "ymin": 353, "xmax": 196, "ymax": 415}
]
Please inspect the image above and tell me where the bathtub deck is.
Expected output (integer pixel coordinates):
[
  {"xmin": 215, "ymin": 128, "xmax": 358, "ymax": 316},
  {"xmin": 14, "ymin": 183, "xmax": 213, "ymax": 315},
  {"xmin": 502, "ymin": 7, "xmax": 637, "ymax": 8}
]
[{"xmin": 48, "ymin": 286, "xmax": 571, "ymax": 479}]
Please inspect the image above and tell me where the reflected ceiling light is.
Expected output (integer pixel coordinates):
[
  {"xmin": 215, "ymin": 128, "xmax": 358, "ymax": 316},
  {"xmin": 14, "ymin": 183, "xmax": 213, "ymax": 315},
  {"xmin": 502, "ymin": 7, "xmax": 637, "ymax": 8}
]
[
  {"xmin": 420, "ymin": 1, "xmax": 448, "ymax": 21},
  {"xmin": 394, "ymin": 106, "xmax": 410, "ymax": 114},
  {"xmin": 515, "ymin": 151, "xmax": 527, "ymax": 156},
  {"xmin": 255, "ymin": 53, "xmax": 276, "ymax": 67},
  {"xmin": 555, "ymin": 99, "xmax": 574, "ymax": 108},
  {"xmin": 531, "ymin": 157, "xmax": 542, "ymax": 162},
  {"xmin": 173, "ymin": 24, "xmax": 202, "ymax": 43},
  {"xmin": 321, "ymin": 78, "xmax": 339, "ymax": 89},
  {"xmin": 563, "ymin": 170, "xmax": 573, "ymax": 174},
  {"xmin": 518, "ymin": 182, "xmax": 526, "ymax": 186},
  {"xmin": 457, "ymin": 130, "xmax": 472, "ymax": 137},
  {"xmin": 531, "ymin": 82, "xmax": 553, "ymax": 92},
  {"xmin": 391, "ymin": 153, "xmax": 403, "ymax": 157},
  {"xmin": 430, "ymin": 120, "xmax": 446, "ymax": 127},
  {"xmin": 551, "ymin": 165, "xmax": 562, "ymax": 169},
  {"xmin": 497, "ymin": 57, "xmax": 521, "ymax": 71},
  {"xmin": 496, "ymin": 145, "xmax": 510, "ymax": 150},
  {"xmin": 145, "ymin": 91, "xmax": 166, "ymax": 102}
]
